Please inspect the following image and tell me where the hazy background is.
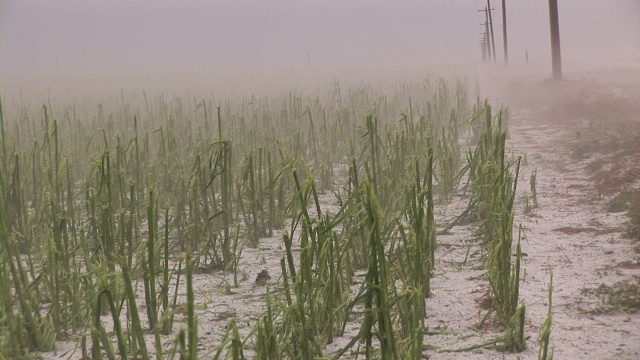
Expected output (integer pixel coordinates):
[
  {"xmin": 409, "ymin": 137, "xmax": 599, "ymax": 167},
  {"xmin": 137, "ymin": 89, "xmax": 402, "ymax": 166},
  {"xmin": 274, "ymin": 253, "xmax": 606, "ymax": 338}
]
[{"xmin": 2, "ymin": 0, "xmax": 638, "ymax": 75}]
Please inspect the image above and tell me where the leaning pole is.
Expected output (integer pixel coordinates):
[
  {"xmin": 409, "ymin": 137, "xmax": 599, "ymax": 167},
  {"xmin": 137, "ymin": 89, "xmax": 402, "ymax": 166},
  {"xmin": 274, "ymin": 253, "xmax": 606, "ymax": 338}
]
[{"xmin": 548, "ymin": 0, "xmax": 562, "ymax": 80}]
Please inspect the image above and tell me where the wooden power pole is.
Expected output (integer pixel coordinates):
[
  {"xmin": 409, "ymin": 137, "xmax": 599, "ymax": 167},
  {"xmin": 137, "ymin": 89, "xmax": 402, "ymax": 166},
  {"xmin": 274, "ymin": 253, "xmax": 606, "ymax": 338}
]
[
  {"xmin": 486, "ymin": 0, "xmax": 497, "ymax": 63},
  {"xmin": 480, "ymin": 35, "xmax": 488, "ymax": 63},
  {"xmin": 548, "ymin": 0, "xmax": 562, "ymax": 79},
  {"xmin": 483, "ymin": 20, "xmax": 492, "ymax": 63},
  {"xmin": 501, "ymin": 0, "xmax": 508, "ymax": 65},
  {"xmin": 479, "ymin": 7, "xmax": 493, "ymax": 63}
]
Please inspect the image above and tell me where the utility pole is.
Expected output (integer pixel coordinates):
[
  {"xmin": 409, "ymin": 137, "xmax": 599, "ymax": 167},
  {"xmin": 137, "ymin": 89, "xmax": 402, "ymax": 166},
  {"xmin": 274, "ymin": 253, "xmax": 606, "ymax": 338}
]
[
  {"xmin": 548, "ymin": 0, "xmax": 562, "ymax": 79},
  {"xmin": 486, "ymin": 0, "xmax": 497, "ymax": 63},
  {"xmin": 484, "ymin": 21, "xmax": 492, "ymax": 63},
  {"xmin": 478, "ymin": 7, "xmax": 493, "ymax": 63},
  {"xmin": 480, "ymin": 34, "xmax": 488, "ymax": 63},
  {"xmin": 501, "ymin": 0, "xmax": 508, "ymax": 65}
]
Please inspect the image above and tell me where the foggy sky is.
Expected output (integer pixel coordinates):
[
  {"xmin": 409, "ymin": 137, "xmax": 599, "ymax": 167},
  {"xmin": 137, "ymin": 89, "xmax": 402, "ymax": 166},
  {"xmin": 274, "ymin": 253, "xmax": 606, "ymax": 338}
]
[{"xmin": 1, "ymin": 0, "xmax": 638, "ymax": 75}]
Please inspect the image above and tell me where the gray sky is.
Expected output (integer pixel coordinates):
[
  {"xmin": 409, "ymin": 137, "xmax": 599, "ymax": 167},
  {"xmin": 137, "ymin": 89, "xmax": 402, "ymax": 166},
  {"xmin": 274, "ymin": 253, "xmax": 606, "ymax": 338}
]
[{"xmin": 1, "ymin": 0, "xmax": 638, "ymax": 75}]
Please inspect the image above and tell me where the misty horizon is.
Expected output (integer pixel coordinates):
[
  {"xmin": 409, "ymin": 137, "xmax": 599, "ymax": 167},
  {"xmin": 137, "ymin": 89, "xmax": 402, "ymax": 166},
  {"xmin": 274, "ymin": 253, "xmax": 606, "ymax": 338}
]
[{"xmin": 2, "ymin": 0, "xmax": 638, "ymax": 76}]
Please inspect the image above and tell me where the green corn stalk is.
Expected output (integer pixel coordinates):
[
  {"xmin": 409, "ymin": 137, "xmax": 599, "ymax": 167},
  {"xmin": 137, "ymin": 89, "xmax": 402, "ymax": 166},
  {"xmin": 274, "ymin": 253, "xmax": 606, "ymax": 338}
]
[
  {"xmin": 143, "ymin": 188, "xmax": 163, "ymax": 358},
  {"xmin": 362, "ymin": 177, "xmax": 398, "ymax": 360},
  {"xmin": 230, "ymin": 319, "xmax": 245, "ymax": 360},
  {"xmin": 95, "ymin": 287, "xmax": 128, "ymax": 360},
  {"xmin": 92, "ymin": 273, "xmax": 116, "ymax": 360},
  {"xmin": 161, "ymin": 208, "xmax": 172, "ymax": 334},
  {"xmin": 538, "ymin": 272, "xmax": 554, "ymax": 360},
  {"xmin": 186, "ymin": 251, "xmax": 198, "ymax": 360},
  {"xmin": 0, "ymin": 98, "xmax": 5, "ymax": 177},
  {"xmin": 165, "ymin": 258, "xmax": 183, "ymax": 340},
  {"xmin": 501, "ymin": 304, "xmax": 526, "ymax": 352},
  {"xmin": 281, "ymin": 172, "xmax": 314, "ymax": 359},
  {"xmin": 121, "ymin": 260, "xmax": 150, "ymax": 360},
  {"xmin": 334, "ymin": 176, "xmax": 398, "ymax": 360},
  {"xmin": 531, "ymin": 169, "xmax": 538, "ymax": 209},
  {"xmin": 254, "ymin": 288, "xmax": 280, "ymax": 359},
  {"xmin": 365, "ymin": 115, "xmax": 379, "ymax": 196},
  {"xmin": 219, "ymin": 140, "xmax": 233, "ymax": 265},
  {"xmin": 2, "ymin": 222, "xmax": 55, "ymax": 356}
]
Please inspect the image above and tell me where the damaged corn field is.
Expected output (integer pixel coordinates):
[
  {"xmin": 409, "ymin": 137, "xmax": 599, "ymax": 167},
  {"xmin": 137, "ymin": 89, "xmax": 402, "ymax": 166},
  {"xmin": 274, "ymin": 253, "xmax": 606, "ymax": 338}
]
[{"xmin": 1, "ymin": 69, "xmax": 638, "ymax": 359}]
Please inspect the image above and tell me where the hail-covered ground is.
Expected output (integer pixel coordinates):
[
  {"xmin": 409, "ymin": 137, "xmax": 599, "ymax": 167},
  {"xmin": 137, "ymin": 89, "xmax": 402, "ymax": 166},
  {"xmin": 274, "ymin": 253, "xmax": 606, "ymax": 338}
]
[{"xmin": 35, "ymin": 66, "xmax": 640, "ymax": 360}]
